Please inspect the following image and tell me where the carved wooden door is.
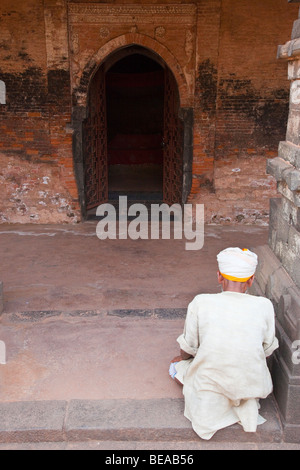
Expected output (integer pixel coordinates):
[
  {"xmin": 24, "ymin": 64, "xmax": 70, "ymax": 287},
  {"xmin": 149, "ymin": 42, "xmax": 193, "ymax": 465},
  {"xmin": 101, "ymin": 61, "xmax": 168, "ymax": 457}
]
[
  {"xmin": 163, "ymin": 68, "xmax": 183, "ymax": 205},
  {"xmin": 83, "ymin": 66, "xmax": 108, "ymax": 210}
]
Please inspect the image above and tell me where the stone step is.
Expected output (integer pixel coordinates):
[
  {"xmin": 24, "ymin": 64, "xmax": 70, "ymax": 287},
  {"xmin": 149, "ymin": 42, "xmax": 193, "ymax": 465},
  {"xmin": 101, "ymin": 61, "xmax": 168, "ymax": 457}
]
[{"xmin": 0, "ymin": 396, "xmax": 282, "ymax": 444}]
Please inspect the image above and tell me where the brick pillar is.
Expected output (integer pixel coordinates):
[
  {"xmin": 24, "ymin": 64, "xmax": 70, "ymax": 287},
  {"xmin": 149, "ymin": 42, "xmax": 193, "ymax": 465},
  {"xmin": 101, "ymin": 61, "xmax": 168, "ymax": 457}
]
[{"xmin": 252, "ymin": 3, "xmax": 300, "ymax": 443}]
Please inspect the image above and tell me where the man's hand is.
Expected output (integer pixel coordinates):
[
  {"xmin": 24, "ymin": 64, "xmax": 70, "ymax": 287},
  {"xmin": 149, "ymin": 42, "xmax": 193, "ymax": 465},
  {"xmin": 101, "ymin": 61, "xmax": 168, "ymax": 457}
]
[
  {"xmin": 171, "ymin": 349, "xmax": 193, "ymax": 363},
  {"xmin": 171, "ymin": 355, "xmax": 182, "ymax": 363},
  {"xmin": 180, "ymin": 348, "xmax": 193, "ymax": 360}
]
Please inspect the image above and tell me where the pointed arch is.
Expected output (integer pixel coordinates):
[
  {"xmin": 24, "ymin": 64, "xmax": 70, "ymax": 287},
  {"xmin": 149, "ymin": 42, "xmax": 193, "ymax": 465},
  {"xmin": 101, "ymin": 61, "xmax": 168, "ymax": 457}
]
[
  {"xmin": 71, "ymin": 35, "xmax": 194, "ymax": 216},
  {"xmin": 73, "ymin": 33, "xmax": 190, "ymax": 108}
]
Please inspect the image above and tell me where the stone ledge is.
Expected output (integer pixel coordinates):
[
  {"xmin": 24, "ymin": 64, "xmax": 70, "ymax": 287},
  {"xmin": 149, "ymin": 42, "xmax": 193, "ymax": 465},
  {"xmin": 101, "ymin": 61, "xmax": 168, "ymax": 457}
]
[
  {"xmin": 278, "ymin": 141, "xmax": 300, "ymax": 169},
  {"xmin": 0, "ymin": 400, "xmax": 66, "ymax": 443},
  {"xmin": 278, "ymin": 37, "xmax": 300, "ymax": 60},
  {"xmin": 0, "ymin": 397, "xmax": 283, "ymax": 444},
  {"xmin": 267, "ymin": 157, "xmax": 300, "ymax": 191}
]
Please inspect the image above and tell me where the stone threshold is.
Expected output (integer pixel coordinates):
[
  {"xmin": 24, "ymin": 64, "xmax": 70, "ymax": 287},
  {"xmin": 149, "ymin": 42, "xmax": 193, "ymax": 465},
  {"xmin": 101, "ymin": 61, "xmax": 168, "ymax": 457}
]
[
  {"xmin": 2, "ymin": 308, "xmax": 187, "ymax": 323},
  {"xmin": 0, "ymin": 396, "xmax": 283, "ymax": 444}
]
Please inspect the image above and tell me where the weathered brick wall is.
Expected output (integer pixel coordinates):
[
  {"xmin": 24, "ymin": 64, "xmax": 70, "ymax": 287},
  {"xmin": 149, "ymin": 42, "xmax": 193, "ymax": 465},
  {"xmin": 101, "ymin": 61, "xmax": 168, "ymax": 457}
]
[
  {"xmin": 191, "ymin": 0, "xmax": 299, "ymax": 223},
  {"xmin": 0, "ymin": 0, "xmax": 298, "ymax": 224},
  {"xmin": 0, "ymin": 0, "xmax": 80, "ymax": 223}
]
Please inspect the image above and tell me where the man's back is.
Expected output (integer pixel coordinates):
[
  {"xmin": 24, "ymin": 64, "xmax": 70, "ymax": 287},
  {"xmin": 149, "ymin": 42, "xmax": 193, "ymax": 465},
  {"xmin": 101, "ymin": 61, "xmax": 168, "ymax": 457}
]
[
  {"xmin": 181, "ymin": 291, "xmax": 277, "ymax": 400},
  {"xmin": 170, "ymin": 247, "xmax": 279, "ymax": 440}
]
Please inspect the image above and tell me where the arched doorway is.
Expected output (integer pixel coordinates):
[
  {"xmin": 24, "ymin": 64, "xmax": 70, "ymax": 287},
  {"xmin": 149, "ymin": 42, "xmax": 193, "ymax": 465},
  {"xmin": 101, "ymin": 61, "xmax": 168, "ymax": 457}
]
[
  {"xmin": 82, "ymin": 46, "xmax": 189, "ymax": 217},
  {"xmin": 106, "ymin": 53, "xmax": 164, "ymax": 203}
]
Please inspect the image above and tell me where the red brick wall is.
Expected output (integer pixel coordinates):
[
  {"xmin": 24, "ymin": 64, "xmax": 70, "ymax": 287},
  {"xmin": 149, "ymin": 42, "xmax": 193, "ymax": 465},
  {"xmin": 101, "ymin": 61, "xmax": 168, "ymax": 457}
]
[
  {"xmin": 0, "ymin": 0, "xmax": 298, "ymax": 223},
  {"xmin": 0, "ymin": 0, "xmax": 79, "ymax": 223},
  {"xmin": 190, "ymin": 0, "xmax": 298, "ymax": 223}
]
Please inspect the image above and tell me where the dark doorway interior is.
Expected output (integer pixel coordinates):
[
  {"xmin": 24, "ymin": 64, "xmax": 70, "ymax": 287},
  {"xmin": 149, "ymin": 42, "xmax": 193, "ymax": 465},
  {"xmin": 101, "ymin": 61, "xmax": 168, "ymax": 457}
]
[
  {"xmin": 106, "ymin": 54, "xmax": 164, "ymax": 202},
  {"xmin": 82, "ymin": 48, "xmax": 186, "ymax": 219}
]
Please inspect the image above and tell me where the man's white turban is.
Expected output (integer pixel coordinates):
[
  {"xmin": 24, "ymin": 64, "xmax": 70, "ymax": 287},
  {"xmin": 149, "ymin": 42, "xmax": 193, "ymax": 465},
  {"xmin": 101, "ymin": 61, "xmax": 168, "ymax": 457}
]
[{"xmin": 217, "ymin": 247, "xmax": 258, "ymax": 282}]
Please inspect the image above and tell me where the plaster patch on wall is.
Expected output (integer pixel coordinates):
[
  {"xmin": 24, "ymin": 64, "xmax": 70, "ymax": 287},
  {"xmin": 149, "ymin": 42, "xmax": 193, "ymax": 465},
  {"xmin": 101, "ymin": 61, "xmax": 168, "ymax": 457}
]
[
  {"xmin": 192, "ymin": 155, "xmax": 278, "ymax": 225},
  {"xmin": 0, "ymin": 80, "xmax": 6, "ymax": 104},
  {"xmin": 0, "ymin": 153, "xmax": 80, "ymax": 224}
]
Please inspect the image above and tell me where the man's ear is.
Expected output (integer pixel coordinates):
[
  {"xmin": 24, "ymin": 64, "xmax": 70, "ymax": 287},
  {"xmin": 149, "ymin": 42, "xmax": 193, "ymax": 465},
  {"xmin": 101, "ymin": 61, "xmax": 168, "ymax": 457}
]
[
  {"xmin": 246, "ymin": 275, "xmax": 254, "ymax": 288},
  {"xmin": 217, "ymin": 271, "xmax": 224, "ymax": 284}
]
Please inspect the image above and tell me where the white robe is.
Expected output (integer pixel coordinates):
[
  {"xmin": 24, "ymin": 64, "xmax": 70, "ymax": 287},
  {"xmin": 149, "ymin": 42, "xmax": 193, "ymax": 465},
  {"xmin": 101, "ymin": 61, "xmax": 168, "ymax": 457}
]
[{"xmin": 175, "ymin": 291, "xmax": 279, "ymax": 440}]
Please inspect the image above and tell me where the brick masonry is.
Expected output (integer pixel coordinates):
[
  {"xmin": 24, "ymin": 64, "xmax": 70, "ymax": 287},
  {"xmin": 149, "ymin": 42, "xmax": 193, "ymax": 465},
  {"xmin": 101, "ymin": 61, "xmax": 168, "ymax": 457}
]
[
  {"xmin": 190, "ymin": 0, "xmax": 298, "ymax": 223},
  {"xmin": 0, "ymin": 0, "xmax": 298, "ymax": 223}
]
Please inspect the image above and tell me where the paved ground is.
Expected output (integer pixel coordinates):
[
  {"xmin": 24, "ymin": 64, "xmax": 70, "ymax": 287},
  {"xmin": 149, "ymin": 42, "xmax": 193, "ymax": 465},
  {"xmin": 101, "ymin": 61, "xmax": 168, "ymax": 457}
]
[
  {"xmin": 0, "ymin": 222, "xmax": 299, "ymax": 450},
  {"xmin": 0, "ymin": 222, "xmax": 271, "ymax": 314}
]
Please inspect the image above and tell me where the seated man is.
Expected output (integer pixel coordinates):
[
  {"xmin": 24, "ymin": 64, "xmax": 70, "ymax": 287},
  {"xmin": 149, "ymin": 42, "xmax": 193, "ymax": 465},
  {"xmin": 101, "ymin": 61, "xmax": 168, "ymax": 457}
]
[{"xmin": 169, "ymin": 247, "xmax": 278, "ymax": 440}]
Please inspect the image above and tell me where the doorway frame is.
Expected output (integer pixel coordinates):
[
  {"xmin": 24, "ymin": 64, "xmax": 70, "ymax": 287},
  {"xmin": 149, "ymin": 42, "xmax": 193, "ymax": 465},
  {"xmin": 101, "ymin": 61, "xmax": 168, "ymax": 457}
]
[{"xmin": 71, "ymin": 40, "xmax": 193, "ymax": 218}]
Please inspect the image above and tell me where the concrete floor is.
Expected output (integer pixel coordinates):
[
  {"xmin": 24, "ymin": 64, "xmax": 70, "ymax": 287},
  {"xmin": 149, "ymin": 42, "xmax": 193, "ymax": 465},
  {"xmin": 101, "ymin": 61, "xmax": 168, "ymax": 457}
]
[
  {"xmin": 0, "ymin": 222, "xmax": 270, "ymax": 403},
  {"xmin": 1, "ymin": 222, "xmax": 300, "ymax": 449},
  {"xmin": 0, "ymin": 222, "xmax": 269, "ymax": 313}
]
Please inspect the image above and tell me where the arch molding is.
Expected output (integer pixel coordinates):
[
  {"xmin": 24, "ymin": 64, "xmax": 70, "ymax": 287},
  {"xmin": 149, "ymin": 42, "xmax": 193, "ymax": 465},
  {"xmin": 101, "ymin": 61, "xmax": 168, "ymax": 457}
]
[{"xmin": 73, "ymin": 33, "xmax": 191, "ymax": 108}]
